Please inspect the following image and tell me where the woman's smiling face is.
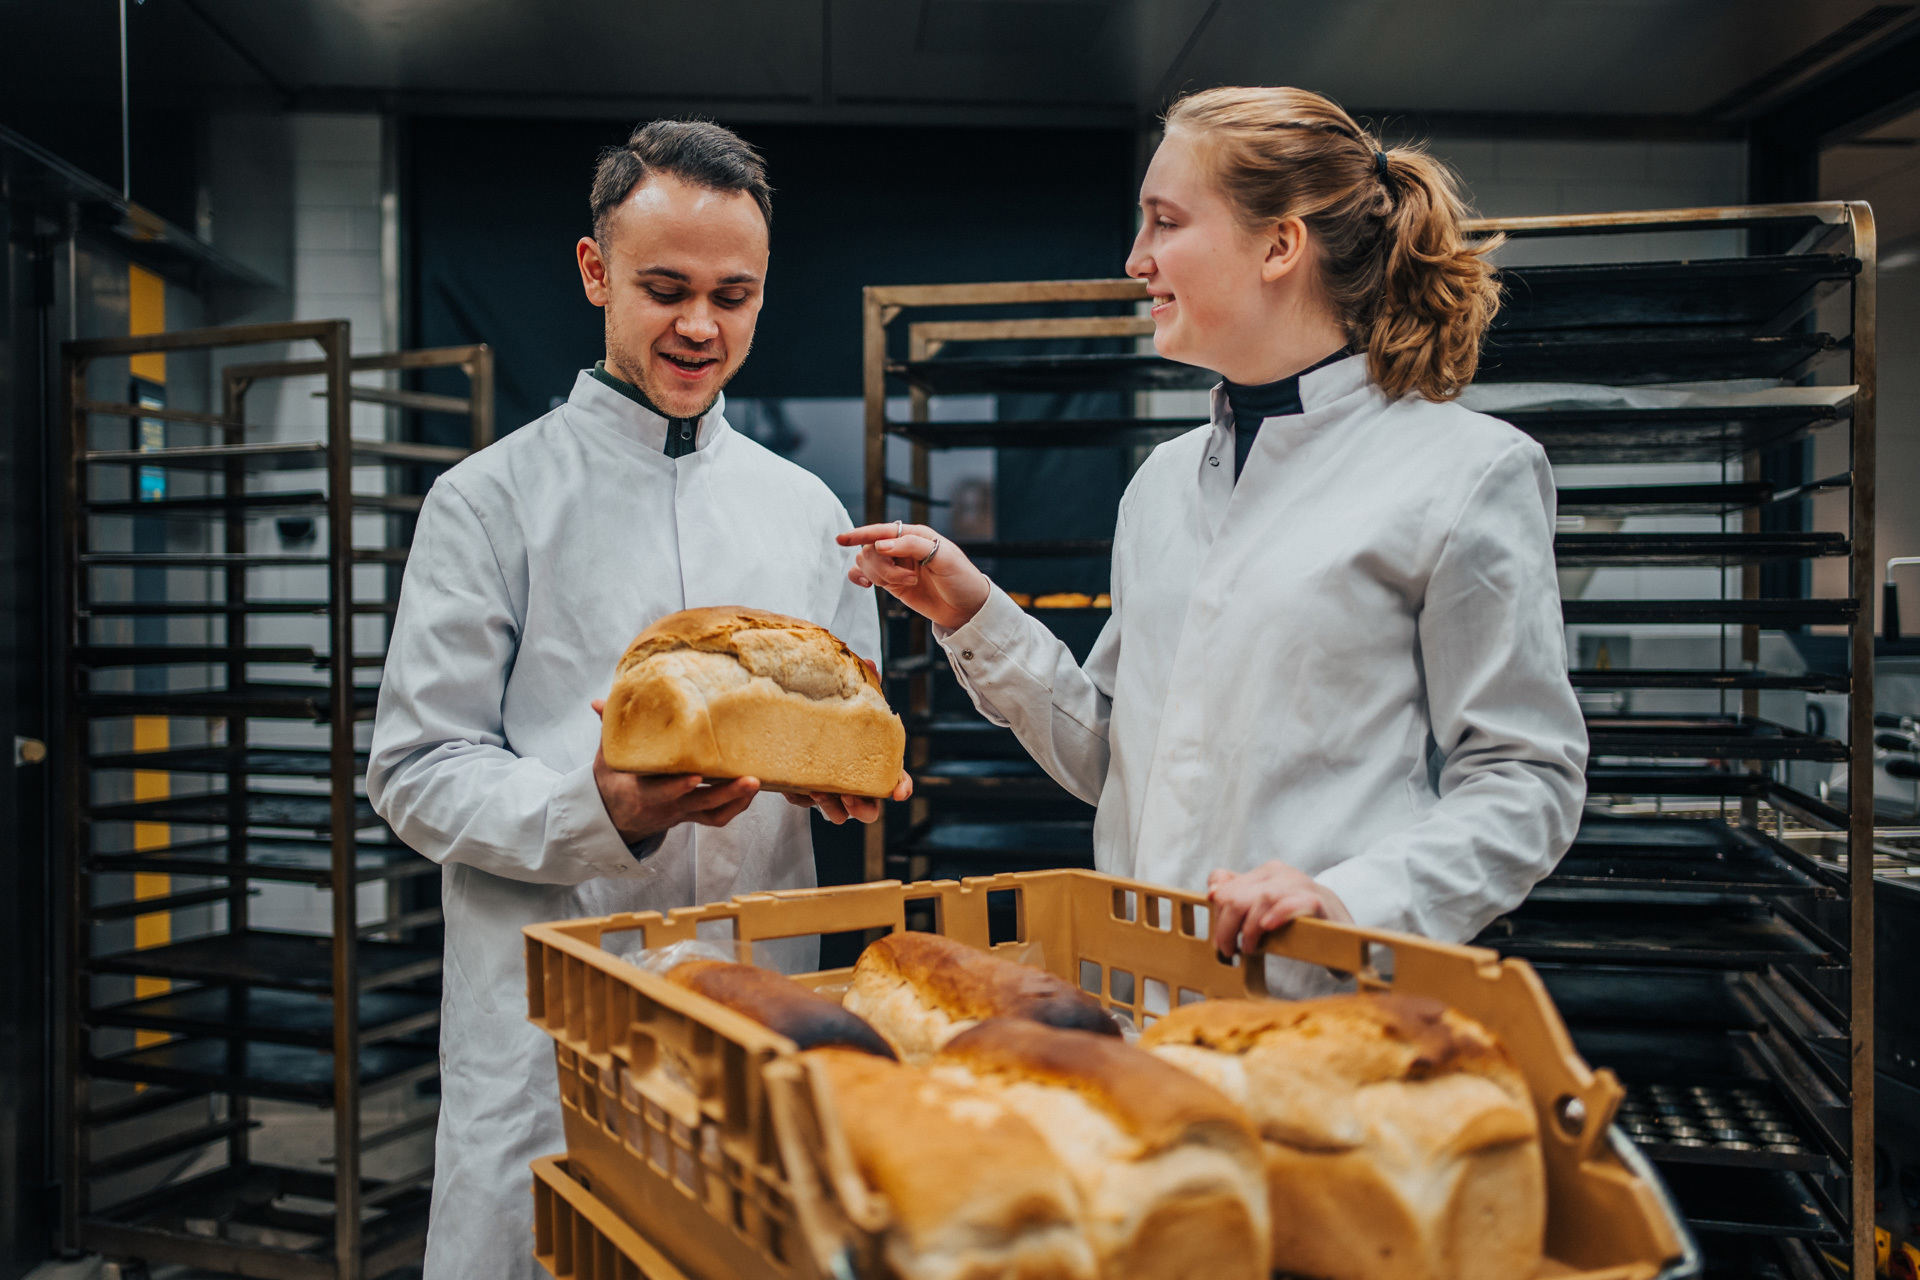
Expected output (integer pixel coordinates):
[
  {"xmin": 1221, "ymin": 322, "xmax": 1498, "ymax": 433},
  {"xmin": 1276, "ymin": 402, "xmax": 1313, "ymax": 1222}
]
[{"xmin": 1126, "ymin": 129, "xmax": 1289, "ymax": 378}]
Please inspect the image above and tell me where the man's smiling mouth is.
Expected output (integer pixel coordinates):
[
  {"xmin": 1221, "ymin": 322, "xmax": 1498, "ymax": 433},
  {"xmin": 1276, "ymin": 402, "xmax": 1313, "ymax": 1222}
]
[{"xmin": 661, "ymin": 352, "xmax": 718, "ymax": 371}]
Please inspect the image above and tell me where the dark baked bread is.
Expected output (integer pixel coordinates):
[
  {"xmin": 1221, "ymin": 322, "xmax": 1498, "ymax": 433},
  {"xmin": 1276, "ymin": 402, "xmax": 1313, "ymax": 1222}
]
[
  {"xmin": 666, "ymin": 959, "xmax": 895, "ymax": 1058},
  {"xmin": 844, "ymin": 932, "xmax": 1119, "ymax": 1062}
]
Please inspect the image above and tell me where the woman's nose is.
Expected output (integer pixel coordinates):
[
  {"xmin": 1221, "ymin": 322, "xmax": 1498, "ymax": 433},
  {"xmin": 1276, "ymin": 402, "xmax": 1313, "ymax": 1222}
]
[{"xmin": 1124, "ymin": 231, "xmax": 1152, "ymax": 280}]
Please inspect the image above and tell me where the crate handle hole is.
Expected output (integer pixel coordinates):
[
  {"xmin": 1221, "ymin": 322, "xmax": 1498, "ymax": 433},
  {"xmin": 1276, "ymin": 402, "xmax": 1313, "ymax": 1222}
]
[
  {"xmin": 1079, "ymin": 959, "xmax": 1102, "ymax": 995},
  {"xmin": 1178, "ymin": 987, "xmax": 1206, "ymax": 1007},
  {"xmin": 987, "ymin": 888, "xmax": 1022, "ymax": 944},
  {"xmin": 1144, "ymin": 895, "xmax": 1171, "ymax": 930},
  {"xmin": 1110, "ymin": 969, "xmax": 1136, "ymax": 1004},
  {"xmin": 1112, "ymin": 889, "xmax": 1138, "ymax": 922},
  {"xmin": 1143, "ymin": 977, "xmax": 1170, "ymax": 1016}
]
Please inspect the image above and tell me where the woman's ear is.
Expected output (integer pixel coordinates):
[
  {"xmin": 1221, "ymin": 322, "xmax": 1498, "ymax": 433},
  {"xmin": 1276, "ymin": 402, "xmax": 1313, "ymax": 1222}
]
[{"xmin": 1259, "ymin": 216, "xmax": 1311, "ymax": 285}]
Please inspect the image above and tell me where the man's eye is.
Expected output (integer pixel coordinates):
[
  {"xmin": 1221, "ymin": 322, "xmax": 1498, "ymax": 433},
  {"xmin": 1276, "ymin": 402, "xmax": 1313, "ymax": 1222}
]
[
  {"xmin": 646, "ymin": 289, "xmax": 683, "ymax": 304},
  {"xmin": 715, "ymin": 293, "xmax": 749, "ymax": 309}
]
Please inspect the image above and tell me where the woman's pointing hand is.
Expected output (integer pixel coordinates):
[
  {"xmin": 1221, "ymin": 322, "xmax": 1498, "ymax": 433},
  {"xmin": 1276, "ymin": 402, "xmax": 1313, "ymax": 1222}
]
[{"xmin": 839, "ymin": 522, "xmax": 992, "ymax": 631}]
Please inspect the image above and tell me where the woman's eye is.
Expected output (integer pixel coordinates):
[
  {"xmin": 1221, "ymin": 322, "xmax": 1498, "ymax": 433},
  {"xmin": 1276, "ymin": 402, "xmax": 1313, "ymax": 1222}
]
[{"xmin": 1157, "ymin": 218, "xmax": 1175, "ymax": 230}]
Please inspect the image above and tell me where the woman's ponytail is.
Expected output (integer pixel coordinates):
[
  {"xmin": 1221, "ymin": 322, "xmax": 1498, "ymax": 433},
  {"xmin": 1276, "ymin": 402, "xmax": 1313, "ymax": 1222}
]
[{"xmin": 1164, "ymin": 87, "xmax": 1502, "ymax": 403}]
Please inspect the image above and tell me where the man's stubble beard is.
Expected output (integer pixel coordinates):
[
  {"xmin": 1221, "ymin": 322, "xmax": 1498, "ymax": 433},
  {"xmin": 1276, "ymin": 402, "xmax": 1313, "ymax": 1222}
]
[{"xmin": 606, "ymin": 319, "xmax": 750, "ymax": 421}]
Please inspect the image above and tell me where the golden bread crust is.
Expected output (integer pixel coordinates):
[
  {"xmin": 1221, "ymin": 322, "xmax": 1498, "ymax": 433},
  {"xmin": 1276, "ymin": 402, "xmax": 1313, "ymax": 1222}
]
[
  {"xmin": 601, "ymin": 606, "xmax": 905, "ymax": 796},
  {"xmin": 930, "ymin": 1020, "xmax": 1270, "ymax": 1280},
  {"xmin": 938, "ymin": 1018, "xmax": 1253, "ymax": 1155},
  {"xmin": 847, "ymin": 932, "xmax": 1118, "ymax": 1062},
  {"xmin": 804, "ymin": 1048, "xmax": 1096, "ymax": 1280},
  {"xmin": 1141, "ymin": 994, "xmax": 1543, "ymax": 1280},
  {"xmin": 665, "ymin": 960, "xmax": 895, "ymax": 1058}
]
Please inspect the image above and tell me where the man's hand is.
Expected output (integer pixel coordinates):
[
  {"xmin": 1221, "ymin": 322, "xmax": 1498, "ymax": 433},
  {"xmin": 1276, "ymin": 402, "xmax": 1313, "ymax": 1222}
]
[
  {"xmin": 839, "ymin": 523, "xmax": 991, "ymax": 631},
  {"xmin": 1207, "ymin": 861, "xmax": 1353, "ymax": 959},
  {"xmin": 590, "ymin": 700, "xmax": 760, "ymax": 843},
  {"xmin": 783, "ymin": 770, "xmax": 914, "ymax": 825}
]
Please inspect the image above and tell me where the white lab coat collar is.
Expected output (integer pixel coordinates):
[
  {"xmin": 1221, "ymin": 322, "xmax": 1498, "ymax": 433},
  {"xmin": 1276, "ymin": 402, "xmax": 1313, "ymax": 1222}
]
[
  {"xmin": 563, "ymin": 369, "xmax": 729, "ymax": 456},
  {"xmin": 1203, "ymin": 351, "xmax": 1374, "ymax": 431}
]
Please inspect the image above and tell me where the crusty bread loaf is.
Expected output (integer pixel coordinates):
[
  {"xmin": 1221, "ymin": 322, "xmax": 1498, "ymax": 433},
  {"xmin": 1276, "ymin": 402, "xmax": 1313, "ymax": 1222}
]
[
  {"xmin": 1140, "ymin": 994, "xmax": 1544, "ymax": 1280},
  {"xmin": 601, "ymin": 606, "xmax": 905, "ymax": 797},
  {"xmin": 934, "ymin": 1019, "xmax": 1269, "ymax": 1280},
  {"xmin": 843, "ymin": 932, "xmax": 1119, "ymax": 1063},
  {"xmin": 665, "ymin": 960, "xmax": 895, "ymax": 1058},
  {"xmin": 804, "ymin": 1047, "xmax": 1097, "ymax": 1280}
]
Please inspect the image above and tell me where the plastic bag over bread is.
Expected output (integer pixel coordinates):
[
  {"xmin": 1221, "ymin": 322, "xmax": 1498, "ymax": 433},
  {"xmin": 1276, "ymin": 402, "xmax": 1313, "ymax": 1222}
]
[{"xmin": 601, "ymin": 606, "xmax": 905, "ymax": 797}]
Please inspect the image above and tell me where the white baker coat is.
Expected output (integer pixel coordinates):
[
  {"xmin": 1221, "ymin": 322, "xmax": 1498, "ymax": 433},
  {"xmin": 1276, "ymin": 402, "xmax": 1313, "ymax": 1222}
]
[
  {"xmin": 939, "ymin": 354, "xmax": 1586, "ymax": 966},
  {"xmin": 367, "ymin": 371, "xmax": 877, "ymax": 1280}
]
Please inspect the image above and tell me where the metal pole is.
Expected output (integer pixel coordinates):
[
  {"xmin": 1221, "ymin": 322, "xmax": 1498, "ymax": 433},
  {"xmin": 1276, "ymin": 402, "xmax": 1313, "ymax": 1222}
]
[
  {"xmin": 117, "ymin": 0, "xmax": 130, "ymax": 202},
  {"xmin": 1846, "ymin": 200, "xmax": 1878, "ymax": 1280},
  {"xmin": 59, "ymin": 350, "xmax": 88, "ymax": 1254},
  {"xmin": 324, "ymin": 321, "xmax": 364, "ymax": 1279},
  {"xmin": 862, "ymin": 290, "xmax": 888, "ymax": 883}
]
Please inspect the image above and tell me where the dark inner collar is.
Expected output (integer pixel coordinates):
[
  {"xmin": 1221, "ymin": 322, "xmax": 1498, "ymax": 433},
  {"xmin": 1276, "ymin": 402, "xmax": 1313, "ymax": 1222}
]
[
  {"xmin": 1224, "ymin": 347, "xmax": 1352, "ymax": 428},
  {"xmin": 591, "ymin": 360, "xmax": 703, "ymax": 458}
]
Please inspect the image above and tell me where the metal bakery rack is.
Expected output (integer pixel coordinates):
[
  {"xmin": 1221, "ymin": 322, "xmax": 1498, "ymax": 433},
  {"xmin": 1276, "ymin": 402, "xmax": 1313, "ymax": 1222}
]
[
  {"xmin": 859, "ymin": 200, "xmax": 1877, "ymax": 1280},
  {"xmin": 57, "ymin": 320, "xmax": 492, "ymax": 1279}
]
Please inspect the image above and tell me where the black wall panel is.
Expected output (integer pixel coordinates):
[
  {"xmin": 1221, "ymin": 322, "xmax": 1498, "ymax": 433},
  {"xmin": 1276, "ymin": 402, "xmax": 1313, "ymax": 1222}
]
[{"xmin": 406, "ymin": 117, "xmax": 1137, "ymax": 430}]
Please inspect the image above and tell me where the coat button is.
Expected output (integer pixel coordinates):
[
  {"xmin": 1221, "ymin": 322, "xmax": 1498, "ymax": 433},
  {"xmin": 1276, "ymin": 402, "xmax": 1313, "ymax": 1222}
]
[
  {"xmin": 961, "ymin": 649, "xmax": 974, "ymax": 661},
  {"xmin": 1208, "ymin": 457, "xmax": 1220, "ymax": 466}
]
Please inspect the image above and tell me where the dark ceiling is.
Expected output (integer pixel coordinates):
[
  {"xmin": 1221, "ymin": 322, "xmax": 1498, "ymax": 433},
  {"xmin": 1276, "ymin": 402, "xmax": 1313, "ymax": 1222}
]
[{"xmin": 79, "ymin": 0, "xmax": 1920, "ymax": 132}]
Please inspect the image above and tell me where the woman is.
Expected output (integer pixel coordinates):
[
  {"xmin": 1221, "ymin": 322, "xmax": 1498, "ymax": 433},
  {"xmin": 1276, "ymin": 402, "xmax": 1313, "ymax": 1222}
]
[{"xmin": 842, "ymin": 87, "xmax": 1586, "ymax": 977}]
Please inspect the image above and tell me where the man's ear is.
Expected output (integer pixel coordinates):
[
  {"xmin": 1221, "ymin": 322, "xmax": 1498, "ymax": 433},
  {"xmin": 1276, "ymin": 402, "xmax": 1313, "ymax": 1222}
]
[
  {"xmin": 577, "ymin": 236, "xmax": 611, "ymax": 308},
  {"xmin": 1258, "ymin": 216, "xmax": 1311, "ymax": 285}
]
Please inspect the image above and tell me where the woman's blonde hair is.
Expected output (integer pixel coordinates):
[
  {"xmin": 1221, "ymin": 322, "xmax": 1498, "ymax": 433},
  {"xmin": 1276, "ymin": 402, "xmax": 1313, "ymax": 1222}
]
[{"xmin": 1163, "ymin": 86, "xmax": 1501, "ymax": 402}]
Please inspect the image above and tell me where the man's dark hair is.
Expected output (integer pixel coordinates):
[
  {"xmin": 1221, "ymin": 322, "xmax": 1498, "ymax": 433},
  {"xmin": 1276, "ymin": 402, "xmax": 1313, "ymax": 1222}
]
[{"xmin": 590, "ymin": 119, "xmax": 773, "ymax": 241}]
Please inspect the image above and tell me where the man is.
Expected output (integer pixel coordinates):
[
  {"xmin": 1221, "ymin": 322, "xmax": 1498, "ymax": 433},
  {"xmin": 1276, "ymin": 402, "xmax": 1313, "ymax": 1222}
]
[{"xmin": 367, "ymin": 119, "xmax": 902, "ymax": 1280}]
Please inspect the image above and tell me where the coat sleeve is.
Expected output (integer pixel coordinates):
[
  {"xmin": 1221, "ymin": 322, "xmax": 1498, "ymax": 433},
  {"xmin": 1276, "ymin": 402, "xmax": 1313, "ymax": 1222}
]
[
  {"xmin": 366, "ymin": 478, "xmax": 647, "ymax": 886},
  {"xmin": 1313, "ymin": 441, "xmax": 1588, "ymax": 942},
  {"xmin": 931, "ymin": 524, "xmax": 1125, "ymax": 807}
]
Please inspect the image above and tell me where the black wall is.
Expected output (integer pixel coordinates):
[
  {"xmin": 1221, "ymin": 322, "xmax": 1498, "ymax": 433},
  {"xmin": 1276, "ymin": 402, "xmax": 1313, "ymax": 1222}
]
[{"xmin": 406, "ymin": 117, "xmax": 1138, "ymax": 429}]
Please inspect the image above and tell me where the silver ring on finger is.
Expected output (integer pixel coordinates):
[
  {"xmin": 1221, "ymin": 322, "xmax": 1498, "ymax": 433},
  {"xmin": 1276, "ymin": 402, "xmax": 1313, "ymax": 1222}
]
[
  {"xmin": 918, "ymin": 536, "xmax": 941, "ymax": 568},
  {"xmin": 893, "ymin": 520, "xmax": 903, "ymax": 540}
]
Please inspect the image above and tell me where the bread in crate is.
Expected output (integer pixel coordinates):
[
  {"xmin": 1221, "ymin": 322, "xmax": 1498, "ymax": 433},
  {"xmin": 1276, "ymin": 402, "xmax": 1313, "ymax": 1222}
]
[
  {"xmin": 803, "ymin": 1047, "xmax": 1098, "ymax": 1280},
  {"xmin": 931, "ymin": 1018, "xmax": 1269, "ymax": 1280},
  {"xmin": 844, "ymin": 930, "xmax": 1119, "ymax": 1063},
  {"xmin": 1141, "ymin": 993, "xmax": 1545, "ymax": 1280},
  {"xmin": 665, "ymin": 959, "xmax": 896, "ymax": 1058},
  {"xmin": 601, "ymin": 606, "xmax": 905, "ymax": 797}
]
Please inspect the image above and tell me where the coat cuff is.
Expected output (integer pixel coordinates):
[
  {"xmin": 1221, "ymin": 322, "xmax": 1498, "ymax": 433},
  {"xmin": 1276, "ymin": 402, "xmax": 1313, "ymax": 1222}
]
[
  {"xmin": 1312, "ymin": 857, "xmax": 1411, "ymax": 936},
  {"xmin": 934, "ymin": 583, "xmax": 1029, "ymax": 678},
  {"xmin": 551, "ymin": 760, "xmax": 659, "ymax": 881}
]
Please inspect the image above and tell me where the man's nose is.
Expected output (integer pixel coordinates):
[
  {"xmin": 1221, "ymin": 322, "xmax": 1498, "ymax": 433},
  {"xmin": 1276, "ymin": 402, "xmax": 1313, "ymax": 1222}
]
[{"xmin": 675, "ymin": 306, "xmax": 719, "ymax": 344}]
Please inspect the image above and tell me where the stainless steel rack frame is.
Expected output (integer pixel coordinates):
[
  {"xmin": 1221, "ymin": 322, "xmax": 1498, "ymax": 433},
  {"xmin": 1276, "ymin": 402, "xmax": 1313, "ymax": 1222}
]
[
  {"xmin": 58, "ymin": 320, "xmax": 492, "ymax": 1279},
  {"xmin": 859, "ymin": 200, "xmax": 1876, "ymax": 1280}
]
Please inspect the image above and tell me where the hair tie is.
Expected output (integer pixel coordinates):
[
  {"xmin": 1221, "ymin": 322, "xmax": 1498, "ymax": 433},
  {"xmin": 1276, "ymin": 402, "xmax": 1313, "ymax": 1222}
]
[{"xmin": 1374, "ymin": 150, "xmax": 1391, "ymax": 180}]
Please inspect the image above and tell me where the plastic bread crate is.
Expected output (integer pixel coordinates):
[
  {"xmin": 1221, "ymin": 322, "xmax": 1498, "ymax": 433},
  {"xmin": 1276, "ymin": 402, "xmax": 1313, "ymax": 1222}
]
[
  {"xmin": 525, "ymin": 868, "xmax": 1701, "ymax": 1280},
  {"xmin": 534, "ymin": 1154, "xmax": 688, "ymax": 1280}
]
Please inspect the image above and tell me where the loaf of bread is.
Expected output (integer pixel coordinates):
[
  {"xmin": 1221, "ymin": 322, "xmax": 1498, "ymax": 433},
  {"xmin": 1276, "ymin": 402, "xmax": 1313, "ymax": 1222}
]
[
  {"xmin": 803, "ymin": 1047, "xmax": 1097, "ymax": 1280},
  {"xmin": 601, "ymin": 606, "xmax": 905, "ymax": 797},
  {"xmin": 1140, "ymin": 993, "xmax": 1544, "ymax": 1280},
  {"xmin": 934, "ymin": 1019, "xmax": 1269, "ymax": 1280},
  {"xmin": 843, "ymin": 932, "xmax": 1119, "ymax": 1063},
  {"xmin": 664, "ymin": 960, "xmax": 895, "ymax": 1058}
]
